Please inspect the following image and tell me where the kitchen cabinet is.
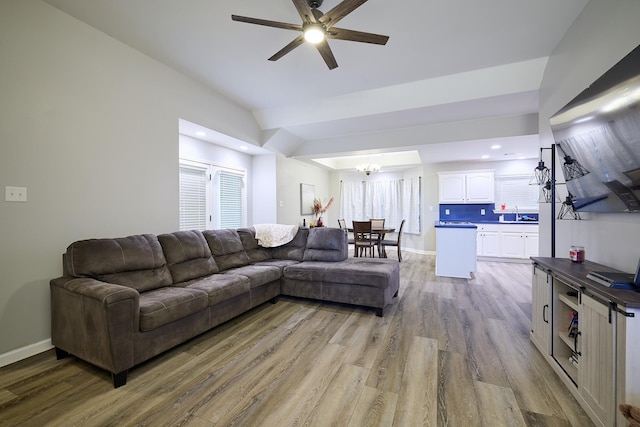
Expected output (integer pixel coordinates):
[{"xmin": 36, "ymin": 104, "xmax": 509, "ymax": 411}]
[
  {"xmin": 524, "ymin": 231, "xmax": 539, "ymax": 258},
  {"xmin": 476, "ymin": 224, "xmax": 500, "ymax": 257},
  {"xmin": 474, "ymin": 223, "xmax": 538, "ymax": 259},
  {"xmin": 531, "ymin": 258, "xmax": 640, "ymax": 427},
  {"xmin": 438, "ymin": 170, "xmax": 494, "ymax": 203},
  {"xmin": 500, "ymin": 227, "xmax": 539, "ymax": 258}
]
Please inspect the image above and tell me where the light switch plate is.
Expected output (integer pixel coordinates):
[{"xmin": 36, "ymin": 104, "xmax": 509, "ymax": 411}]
[
  {"xmin": 481, "ymin": 209, "xmax": 486, "ymax": 215},
  {"xmin": 5, "ymin": 186, "xmax": 27, "ymax": 202}
]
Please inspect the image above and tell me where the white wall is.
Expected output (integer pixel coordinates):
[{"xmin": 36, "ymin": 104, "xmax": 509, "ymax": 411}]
[
  {"xmin": 253, "ymin": 154, "xmax": 278, "ymax": 224},
  {"xmin": 276, "ymin": 155, "xmax": 332, "ymax": 227},
  {"xmin": 0, "ymin": 0, "xmax": 265, "ymax": 360},
  {"xmin": 538, "ymin": 0, "xmax": 640, "ymax": 271}
]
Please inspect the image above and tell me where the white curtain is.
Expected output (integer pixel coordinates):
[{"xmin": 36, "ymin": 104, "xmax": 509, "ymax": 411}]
[
  {"xmin": 402, "ymin": 177, "xmax": 421, "ymax": 234},
  {"xmin": 340, "ymin": 177, "xmax": 421, "ymax": 234},
  {"xmin": 364, "ymin": 180, "xmax": 402, "ymax": 228},
  {"xmin": 340, "ymin": 180, "xmax": 365, "ymax": 227}
]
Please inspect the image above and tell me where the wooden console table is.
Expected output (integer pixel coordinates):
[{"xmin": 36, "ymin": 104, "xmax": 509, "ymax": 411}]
[{"xmin": 530, "ymin": 257, "xmax": 640, "ymax": 427}]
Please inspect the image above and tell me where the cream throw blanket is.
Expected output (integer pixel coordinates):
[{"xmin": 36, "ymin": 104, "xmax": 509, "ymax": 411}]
[{"xmin": 253, "ymin": 224, "xmax": 299, "ymax": 247}]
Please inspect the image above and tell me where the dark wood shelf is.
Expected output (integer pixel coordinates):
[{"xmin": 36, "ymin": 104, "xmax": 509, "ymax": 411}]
[{"xmin": 532, "ymin": 257, "xmax": 640, "ymax": 309}]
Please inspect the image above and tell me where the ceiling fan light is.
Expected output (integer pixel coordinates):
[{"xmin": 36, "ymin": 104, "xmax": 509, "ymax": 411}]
[{"xmin": 303, "ymin": 25, "xmax": 325, "ymax": 44}]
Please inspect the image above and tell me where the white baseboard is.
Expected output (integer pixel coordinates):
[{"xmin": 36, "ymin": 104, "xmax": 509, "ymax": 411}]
[{"xmin": 0, "ymin": 339, "xmax": 53, "ymax": 368}]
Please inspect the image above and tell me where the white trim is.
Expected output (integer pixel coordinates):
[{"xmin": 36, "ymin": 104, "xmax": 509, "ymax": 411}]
[{"xmin": 0, "ymin": 339, "xmax": 53, "ymax": 368}]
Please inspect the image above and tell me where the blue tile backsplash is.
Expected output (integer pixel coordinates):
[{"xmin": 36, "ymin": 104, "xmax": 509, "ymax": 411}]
[{"xmin": 439, "ymin": 204, "xmax": 538, "ymax": 223}]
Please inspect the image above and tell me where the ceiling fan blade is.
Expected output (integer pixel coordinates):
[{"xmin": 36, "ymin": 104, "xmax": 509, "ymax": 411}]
[
  {"xmin": 315, "ymin": 40, "xmax": 338, "ymax": 70},
  {"xmin": 231, "ymin": 15, "xmax": 302, "ymax": 32},
  {"xmin": 328, "ymin": 27, "xmax": 389, "ymax": 45},
  {"xmin": 320, "ymin": 0, "xmax": 368, "ymax": 28},
  {"xmin": 268, "ymin": 35, "xmax": 305, "ymax": 62},
  {"xmin": 292, "ymin": 0, "xmax": 316, "ymax": 23}
]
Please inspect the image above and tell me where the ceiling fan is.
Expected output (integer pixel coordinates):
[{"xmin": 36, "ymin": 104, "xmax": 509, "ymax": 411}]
[{"xmin": 231, "ymin": 0, "xmax": 389, "ymax": 70}]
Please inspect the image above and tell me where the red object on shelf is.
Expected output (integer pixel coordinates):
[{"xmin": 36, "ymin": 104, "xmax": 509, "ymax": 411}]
[{"xmin": 569, "ymin": 246, "xmax": 585, "ymax": 263}]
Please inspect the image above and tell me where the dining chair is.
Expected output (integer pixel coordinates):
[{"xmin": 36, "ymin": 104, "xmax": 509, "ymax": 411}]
[
  {"xmin": 370, "ymin": 218, "xmax": 385, "ymax": 229},
  {"xmin": 380, "ymin": 219, "xmax": 406, "ymax": 262},
  {"xmin": 352, "ymin": 220, "xmax": 376, "ymax": 257},
  {"xmin": 369, "ymin": 218, "xmax": 385, "ymax": 256},
  {"xmin": 338, "ymin": 219, "xmax": 355, "ymax": 246}
]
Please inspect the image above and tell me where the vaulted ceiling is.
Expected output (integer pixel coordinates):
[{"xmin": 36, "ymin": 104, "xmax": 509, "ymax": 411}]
[{"xmin": 44, "ymin": 0, "xmax": 589, "ymax": 169}]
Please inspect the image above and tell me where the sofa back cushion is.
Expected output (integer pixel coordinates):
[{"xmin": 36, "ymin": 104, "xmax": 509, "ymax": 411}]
[
  {"xmin": 202, "ymin": 229, "xmax": 251, "ymax": 271},
  {"xmin": 64, "ymin": 234, "xmax": 173, "ymax": 292},
  {"xmin": 237, "ymin": 228, "xmax": 272, "ymax": 263},
  {"xmin": 158, "ymin": 230, "xmax": 219, "ymax": 283},
  {"xmin": 303, "ymin": 228, "xmax": 348, "ymax": 262},
  {"xmin": 269, "ymin": 227, "xmax": 308, "ymax": 261}
]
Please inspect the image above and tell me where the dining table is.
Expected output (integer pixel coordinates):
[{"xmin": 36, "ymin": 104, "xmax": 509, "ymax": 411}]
[{"xmin": 347, "ymin": 226, "xmax": 396, "ymax": 258}]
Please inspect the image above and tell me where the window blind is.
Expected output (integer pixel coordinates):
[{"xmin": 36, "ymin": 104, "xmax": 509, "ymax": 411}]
[
  {"xmin": 218, "ymin": 171, "xmax": 244, "ymax": 229},
  {"xmin": 179, "ymin": 164, "xmax": 208, "ymax": 231},
  {"xmin": 495, "ymin": 175, "xmax": 539, "ymax": 210}
]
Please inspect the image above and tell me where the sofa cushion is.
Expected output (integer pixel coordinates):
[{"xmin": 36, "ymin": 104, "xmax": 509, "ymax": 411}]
[
  {"xmin": 253, "ymin": 259, "xmax": 300, "ymax": 269},
  {"xmin": 303, "ymin": 228, "xmax": 348, "ymax": 262},
  {"xmin": 203, "ymin": 229, "xmax": 251, "ymax": 271},
  {"xmin": 181, "ymin": 274, "xmax": 251, "ymax": 306},
  {"xmin": 237, "ymin": 228, "xmax": 271, "ymax": 263},
  {"xmin": 223, "ymin": 265, "xmax": 282, "ymax": 289},
  {"xmin": 284, "ymin": 258, "xmax": 398, "ymax": 289},
  {"xmin": 138, "ymin": 287, "xmax": 208, "ymax": 331},
  {"xmin": 269, "ymin": 227, "xmax": 308, "ymax": 261},
  {"xmin": 158, "ymin": 231, "xmax": 219, "ymax": 283},
  {"xmin": 65, "ymin": 234, "xmax": 172, "ymax": 292}
]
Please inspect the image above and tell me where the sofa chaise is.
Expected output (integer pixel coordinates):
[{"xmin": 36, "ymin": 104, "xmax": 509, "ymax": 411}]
[{"xmin": 50, "ymin": 226, "xmax": 399, "ymax": 387}]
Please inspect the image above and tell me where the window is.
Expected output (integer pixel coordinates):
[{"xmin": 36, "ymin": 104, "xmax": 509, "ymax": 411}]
[
  {"xmin": 179, "ymin": 161, "xmax": 209, "ymax": 231},
  {"xmin": 179, "ymin": 159, "xmax": 246, "ymax": 230},
  {"xmin": 495, "ymin": 175, "xmax": 539, "ymax": 211},
  {"xmin": 217, "ymin": 170, "xmax": 245, "ymax": 229}
]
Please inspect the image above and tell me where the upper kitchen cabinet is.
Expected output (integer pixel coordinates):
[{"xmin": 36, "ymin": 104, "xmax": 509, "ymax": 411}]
[{"xmin": 438, "ymin": 170, "xmax": 495, "ymax": 203}]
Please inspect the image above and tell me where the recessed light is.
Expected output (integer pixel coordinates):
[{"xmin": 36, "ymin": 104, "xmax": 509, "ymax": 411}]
[
  {"xmin": 491, "ymin": 145, "xmax": 501, "ymax": 149},
  {"xmin": 481, "ymin": 155, "xmax": 490, "ymax": 159},
  {"xmin": 195, "ymin": 131, "xmax": 206, "ymax": 137}
]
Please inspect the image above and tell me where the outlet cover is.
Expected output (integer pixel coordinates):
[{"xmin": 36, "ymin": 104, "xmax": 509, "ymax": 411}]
[
  {"xmin": 481, "ymin": 209, "xmax": 486, "ymax": 215},
  {"xmin": 5, "ymin": 186, "xmax": 27, "ymax": 202}
]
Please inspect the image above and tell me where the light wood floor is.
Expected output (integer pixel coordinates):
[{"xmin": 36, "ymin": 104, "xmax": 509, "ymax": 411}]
[{"xmin": 0, "ymin": 252, "xmax": 595, "ymax": 427}]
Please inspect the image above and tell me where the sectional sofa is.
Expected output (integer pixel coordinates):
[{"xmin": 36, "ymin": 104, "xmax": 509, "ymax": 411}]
[{"xmin": 50, "ymin": 226, "xmax": 400, "ymax": 387}]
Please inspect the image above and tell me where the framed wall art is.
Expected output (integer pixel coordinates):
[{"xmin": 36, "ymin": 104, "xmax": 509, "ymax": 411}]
[{"xmin": 300, "ymin": 183, "xmax": 314, "ymax": 215}]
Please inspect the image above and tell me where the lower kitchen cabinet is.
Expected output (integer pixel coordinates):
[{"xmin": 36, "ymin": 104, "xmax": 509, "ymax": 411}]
[
  {"xmin": 476, "ymin": 225, "xmax": 500, "ymax": 257},
  {"xmin": 531, "ymin": 257, "xmax": 640, "ymax": 427},
  {"xmin": 475, "ymin": 223, "xmax": 538, "ymax": 259}
]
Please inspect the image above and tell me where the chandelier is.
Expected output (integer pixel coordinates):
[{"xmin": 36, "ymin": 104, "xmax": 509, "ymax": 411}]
[{"xmin": 356, "ymin": 163, "xmax": 381, "ymax": 175}]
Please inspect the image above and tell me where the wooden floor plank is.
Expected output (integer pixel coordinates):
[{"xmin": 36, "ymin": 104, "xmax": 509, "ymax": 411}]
[
  {"xmin": 393, "ymin": 336, "xmax": 438, "ymax": 426},
  {"xmin": 474, "ymin": 381, "xmax": 527, "ymax": 427},
  {"xmin": 348, "ymin": 385, "xmax": 398, "ymax": 427},
  {"xmin": 437, "ymin": 350, "xmax": 481, "ymax": 427}
]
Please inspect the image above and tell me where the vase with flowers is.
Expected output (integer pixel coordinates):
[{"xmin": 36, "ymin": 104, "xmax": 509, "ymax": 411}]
[{"xmin": 312, "ymin": 196, "xmax": 334, "ymax": 227}]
